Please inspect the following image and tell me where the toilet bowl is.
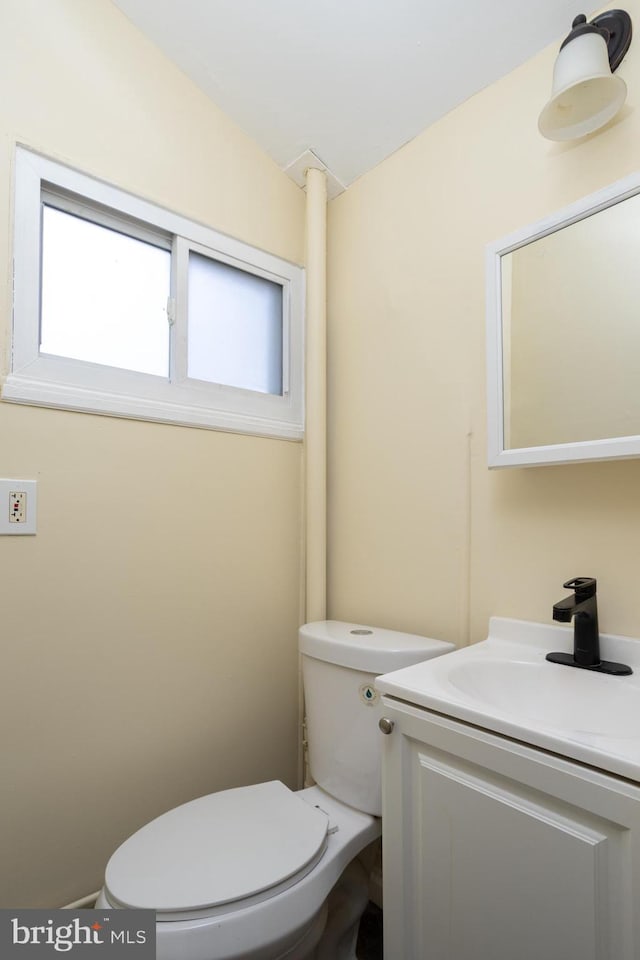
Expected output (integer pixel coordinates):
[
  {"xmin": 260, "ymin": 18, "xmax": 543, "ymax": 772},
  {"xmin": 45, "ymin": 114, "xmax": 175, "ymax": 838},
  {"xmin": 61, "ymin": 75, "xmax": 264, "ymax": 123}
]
[
  {"xmin": 97, "ymin": 783, "xmax": 380, "ymax": 960},
  {"xmin": 96, "ymin": 621, "xmax": 454, "ymax": 959}
]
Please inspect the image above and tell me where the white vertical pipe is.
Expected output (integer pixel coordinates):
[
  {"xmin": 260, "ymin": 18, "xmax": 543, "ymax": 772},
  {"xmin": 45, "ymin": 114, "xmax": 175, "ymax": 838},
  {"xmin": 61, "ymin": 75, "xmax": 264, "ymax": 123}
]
[{"xmin": 304, "ymin": 167, "xmax": 328, "ymax": 624}]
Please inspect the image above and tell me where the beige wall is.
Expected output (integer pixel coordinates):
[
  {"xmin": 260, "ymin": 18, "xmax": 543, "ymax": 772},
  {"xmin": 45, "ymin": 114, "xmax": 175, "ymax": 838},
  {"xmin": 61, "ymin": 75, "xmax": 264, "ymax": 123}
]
[
  {"xmin": 0, "ymin": 0, "xmax": 305, "ymax": 907},
  {"xmin": 327, "ymin": 0, "xmax": 640, "ymax": 647}
]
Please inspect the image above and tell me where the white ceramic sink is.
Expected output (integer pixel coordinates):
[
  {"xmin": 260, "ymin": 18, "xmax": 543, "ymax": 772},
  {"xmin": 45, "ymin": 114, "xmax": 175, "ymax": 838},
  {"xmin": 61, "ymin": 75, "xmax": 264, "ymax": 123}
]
[
  {"xmin": 446, "ymin": 659, "xmax": 639, "ymax": 740},
  {"xmin": 376, "ymin": 617, "xmax": 640, "ymax": 781}
]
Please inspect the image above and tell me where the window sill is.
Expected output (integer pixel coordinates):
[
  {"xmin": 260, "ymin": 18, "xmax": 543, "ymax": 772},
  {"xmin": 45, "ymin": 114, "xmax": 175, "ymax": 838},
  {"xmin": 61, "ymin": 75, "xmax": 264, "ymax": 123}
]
[{"xmin": 1, "ymin": 373, "xmax": 303, "ymax": 441}]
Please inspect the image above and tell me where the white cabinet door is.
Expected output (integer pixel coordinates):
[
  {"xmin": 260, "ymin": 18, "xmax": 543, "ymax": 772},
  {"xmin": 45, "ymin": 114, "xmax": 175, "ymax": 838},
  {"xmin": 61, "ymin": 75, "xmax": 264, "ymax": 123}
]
[{"xmin": 381, "ymin": 699, "xmax": 640, "ymax": 960}]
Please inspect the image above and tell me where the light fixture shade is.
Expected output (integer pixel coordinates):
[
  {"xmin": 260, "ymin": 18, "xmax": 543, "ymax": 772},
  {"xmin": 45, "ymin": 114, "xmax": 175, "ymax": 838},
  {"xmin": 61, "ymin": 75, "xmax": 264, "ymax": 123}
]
[{"xmin": 538, "ymin": 30, "xmax": 627, "ymax": 141}]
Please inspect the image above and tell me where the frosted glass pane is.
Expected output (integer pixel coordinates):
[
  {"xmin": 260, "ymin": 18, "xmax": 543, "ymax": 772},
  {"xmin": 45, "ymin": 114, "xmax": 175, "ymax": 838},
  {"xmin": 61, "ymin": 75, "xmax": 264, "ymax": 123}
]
[
  {"xmin": 188, "ymin": 252, "xmax": 283, "ymax": 395},
  {"xmin": 41, "ymin": 206, "xmax": 170, "ymax": 377}
]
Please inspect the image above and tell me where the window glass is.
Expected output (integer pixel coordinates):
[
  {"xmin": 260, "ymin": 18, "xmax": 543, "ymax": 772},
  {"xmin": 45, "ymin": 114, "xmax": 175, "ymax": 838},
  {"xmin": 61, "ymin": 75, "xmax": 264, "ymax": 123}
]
[
  {"xmin": 187, "ymin": 251, "xmax": 283, "ymax": 395},
  {"xmin": 8, "ymin": 148, "xmax": 304, "ymax": 439},
  {"xmin": 40, "ymin": 205, "xmax": 171, "ymax": 377}
]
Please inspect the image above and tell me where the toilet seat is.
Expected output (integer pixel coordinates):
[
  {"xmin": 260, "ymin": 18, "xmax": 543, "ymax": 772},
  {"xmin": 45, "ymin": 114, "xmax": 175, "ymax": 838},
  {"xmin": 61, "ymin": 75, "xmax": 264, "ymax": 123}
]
[{"xmin": 104, "ymin": 781, "xmax": 329, "ymax": 917}]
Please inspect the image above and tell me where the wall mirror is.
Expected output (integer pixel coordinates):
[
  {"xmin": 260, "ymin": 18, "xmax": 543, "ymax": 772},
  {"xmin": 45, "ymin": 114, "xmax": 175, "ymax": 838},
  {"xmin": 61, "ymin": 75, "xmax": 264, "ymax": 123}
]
[{"xmin": 486, "ymin": 172, "xmax": 640, "ymax": 468}]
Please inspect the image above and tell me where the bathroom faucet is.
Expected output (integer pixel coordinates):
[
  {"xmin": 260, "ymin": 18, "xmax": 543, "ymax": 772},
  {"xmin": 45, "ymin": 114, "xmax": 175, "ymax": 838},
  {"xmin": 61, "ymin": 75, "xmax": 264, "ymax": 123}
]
[
  {"xmin": 546, "ymin": 577, "xmax": 632, "ymax": 676},
  {"xmin": 552, "ymin": 577, "xmax": 600, "ymax": 666}
]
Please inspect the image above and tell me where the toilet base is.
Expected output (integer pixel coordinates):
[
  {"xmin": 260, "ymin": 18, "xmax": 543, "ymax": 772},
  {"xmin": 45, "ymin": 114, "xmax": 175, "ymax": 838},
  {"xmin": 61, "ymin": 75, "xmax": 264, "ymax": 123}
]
[
  {"xmin": 313, "ymin": 859, "xmax": 369, "ymax": 960},
  {"xmin": 277, "ymin": 903, "xmax": 328, "ymax": 959},
  {"xmin": 260, "ymin": 858, "xmax": 370, "ymax": 960}
]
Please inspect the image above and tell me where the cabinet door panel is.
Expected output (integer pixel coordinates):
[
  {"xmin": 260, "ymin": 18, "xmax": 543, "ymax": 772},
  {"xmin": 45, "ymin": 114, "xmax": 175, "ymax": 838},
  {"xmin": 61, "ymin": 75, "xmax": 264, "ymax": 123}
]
[
  {"xmin": 417, "ymin": 747, "xmax": 618, "ymax": 960},
  {"xmin": 382, "ymin": 703, "xmax": 640, "ymax": 960}
]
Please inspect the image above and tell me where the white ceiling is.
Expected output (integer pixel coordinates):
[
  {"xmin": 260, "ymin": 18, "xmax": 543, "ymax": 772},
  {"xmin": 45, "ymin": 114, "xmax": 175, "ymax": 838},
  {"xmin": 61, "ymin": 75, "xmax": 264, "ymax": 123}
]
[{"xmin": 111, "ymin": 0, "xmax": 600, "ymax": 194}]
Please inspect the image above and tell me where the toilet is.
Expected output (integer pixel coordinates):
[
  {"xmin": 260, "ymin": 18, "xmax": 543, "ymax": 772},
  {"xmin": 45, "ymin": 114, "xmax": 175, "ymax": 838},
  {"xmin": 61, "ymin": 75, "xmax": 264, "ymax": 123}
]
[{"xmin": 96, "ymin": 620, "xmax": 453, "ymax": 959}]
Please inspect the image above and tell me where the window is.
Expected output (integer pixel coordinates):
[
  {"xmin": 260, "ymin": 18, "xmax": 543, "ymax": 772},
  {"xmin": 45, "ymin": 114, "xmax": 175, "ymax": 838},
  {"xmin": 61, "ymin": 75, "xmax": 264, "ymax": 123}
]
[
  {"xmin": 187, "ymin": 251, "xmax": 283, "ymax": 395},
  {"xmin": 6, "ymin": 147, "xmax": 304, "ymax": 439},
  {"xmin": 41, "ymin": 204, "xmax": 172, "ymax": 377}
]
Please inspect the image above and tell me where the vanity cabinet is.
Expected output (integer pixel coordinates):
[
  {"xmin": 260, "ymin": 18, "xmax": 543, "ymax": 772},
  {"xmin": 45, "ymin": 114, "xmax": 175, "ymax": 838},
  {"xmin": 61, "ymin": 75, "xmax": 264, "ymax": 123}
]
[{"xmin": 380, "ymin": 697, "xmax": 640, "ymax": 960}]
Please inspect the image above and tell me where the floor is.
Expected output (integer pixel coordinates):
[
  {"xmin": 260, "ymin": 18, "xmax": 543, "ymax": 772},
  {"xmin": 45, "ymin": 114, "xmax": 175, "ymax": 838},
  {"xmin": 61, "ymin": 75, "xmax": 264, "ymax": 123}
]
[{"xmin": 356, "ymin": 902, "xmax": 383, "ymax": 960}]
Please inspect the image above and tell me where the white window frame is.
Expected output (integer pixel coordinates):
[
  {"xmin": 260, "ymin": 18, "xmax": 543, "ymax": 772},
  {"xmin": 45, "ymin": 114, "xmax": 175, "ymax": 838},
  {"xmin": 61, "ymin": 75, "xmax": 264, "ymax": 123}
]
[{"xmin": 5, "ymin": 146, "xmax": 305, "ymax": 440}]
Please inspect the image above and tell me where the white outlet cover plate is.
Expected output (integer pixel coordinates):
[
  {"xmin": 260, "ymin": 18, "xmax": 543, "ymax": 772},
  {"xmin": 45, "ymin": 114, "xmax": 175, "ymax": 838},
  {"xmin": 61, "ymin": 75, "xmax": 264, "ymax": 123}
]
[{"xmin": 0, "ymin": 478, "xmax": 37, "ymax": 534}]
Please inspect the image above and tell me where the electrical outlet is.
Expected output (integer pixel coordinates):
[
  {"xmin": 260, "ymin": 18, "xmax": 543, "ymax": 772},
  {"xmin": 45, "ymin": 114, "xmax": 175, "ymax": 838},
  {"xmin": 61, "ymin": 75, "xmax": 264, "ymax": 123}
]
[
  {"xmin": 9, "ymin": 491, "xmax": 27, "ymax": 524},
  {"xmin": 0, "ymin": 479, "xmax": 37, "ymax": 534}
]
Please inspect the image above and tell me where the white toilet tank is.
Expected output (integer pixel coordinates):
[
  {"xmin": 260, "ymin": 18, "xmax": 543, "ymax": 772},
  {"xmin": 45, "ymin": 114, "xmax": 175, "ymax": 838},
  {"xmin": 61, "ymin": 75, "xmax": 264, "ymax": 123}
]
[{"xmin": 299, "ymin": 621, "xmax": 453, "ymax": 816}]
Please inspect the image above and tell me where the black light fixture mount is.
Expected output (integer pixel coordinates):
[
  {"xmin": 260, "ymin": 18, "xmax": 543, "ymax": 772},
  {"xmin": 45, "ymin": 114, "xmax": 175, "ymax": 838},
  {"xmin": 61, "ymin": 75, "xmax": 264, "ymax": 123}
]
[{"xmin": 567, "ymin": 9, "xmax": 632, "ymax": 70}]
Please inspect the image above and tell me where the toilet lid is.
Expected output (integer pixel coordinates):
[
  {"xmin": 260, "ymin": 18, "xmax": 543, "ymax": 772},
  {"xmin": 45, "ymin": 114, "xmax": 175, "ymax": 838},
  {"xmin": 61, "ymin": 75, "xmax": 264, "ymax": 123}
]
[{"xmin": 104, "ymin": 781, "xmax": 329, "ymax": 913}]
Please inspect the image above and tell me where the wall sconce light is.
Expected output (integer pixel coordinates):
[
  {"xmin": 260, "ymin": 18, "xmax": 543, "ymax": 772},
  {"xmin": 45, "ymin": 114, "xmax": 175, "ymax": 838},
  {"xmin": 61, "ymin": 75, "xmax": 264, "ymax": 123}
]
[{"xmin": 538, "ymin": 9, "xmax": 632, "ymax": 140}]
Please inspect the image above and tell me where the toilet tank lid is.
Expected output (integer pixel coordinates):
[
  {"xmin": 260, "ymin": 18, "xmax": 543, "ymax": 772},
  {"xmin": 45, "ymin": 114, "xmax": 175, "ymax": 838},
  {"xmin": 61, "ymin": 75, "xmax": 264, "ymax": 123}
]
[{"xmin": 299, "ymin": 620, "xmax": 454, "ymax": 673}]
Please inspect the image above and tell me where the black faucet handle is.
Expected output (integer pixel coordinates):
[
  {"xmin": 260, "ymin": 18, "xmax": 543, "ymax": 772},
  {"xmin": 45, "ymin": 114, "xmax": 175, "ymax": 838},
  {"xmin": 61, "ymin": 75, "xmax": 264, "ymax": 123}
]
[{"xmin": 563, "ymin": 577, "xmax": 597, "ymax": 599}]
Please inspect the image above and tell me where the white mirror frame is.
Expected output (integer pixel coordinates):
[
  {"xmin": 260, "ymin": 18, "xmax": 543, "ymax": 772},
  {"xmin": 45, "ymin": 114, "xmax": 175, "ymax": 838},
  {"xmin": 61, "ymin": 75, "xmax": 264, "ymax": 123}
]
[{"xmin": 487, "ymin": 170, "xmax": 640, "ymax": 468}]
